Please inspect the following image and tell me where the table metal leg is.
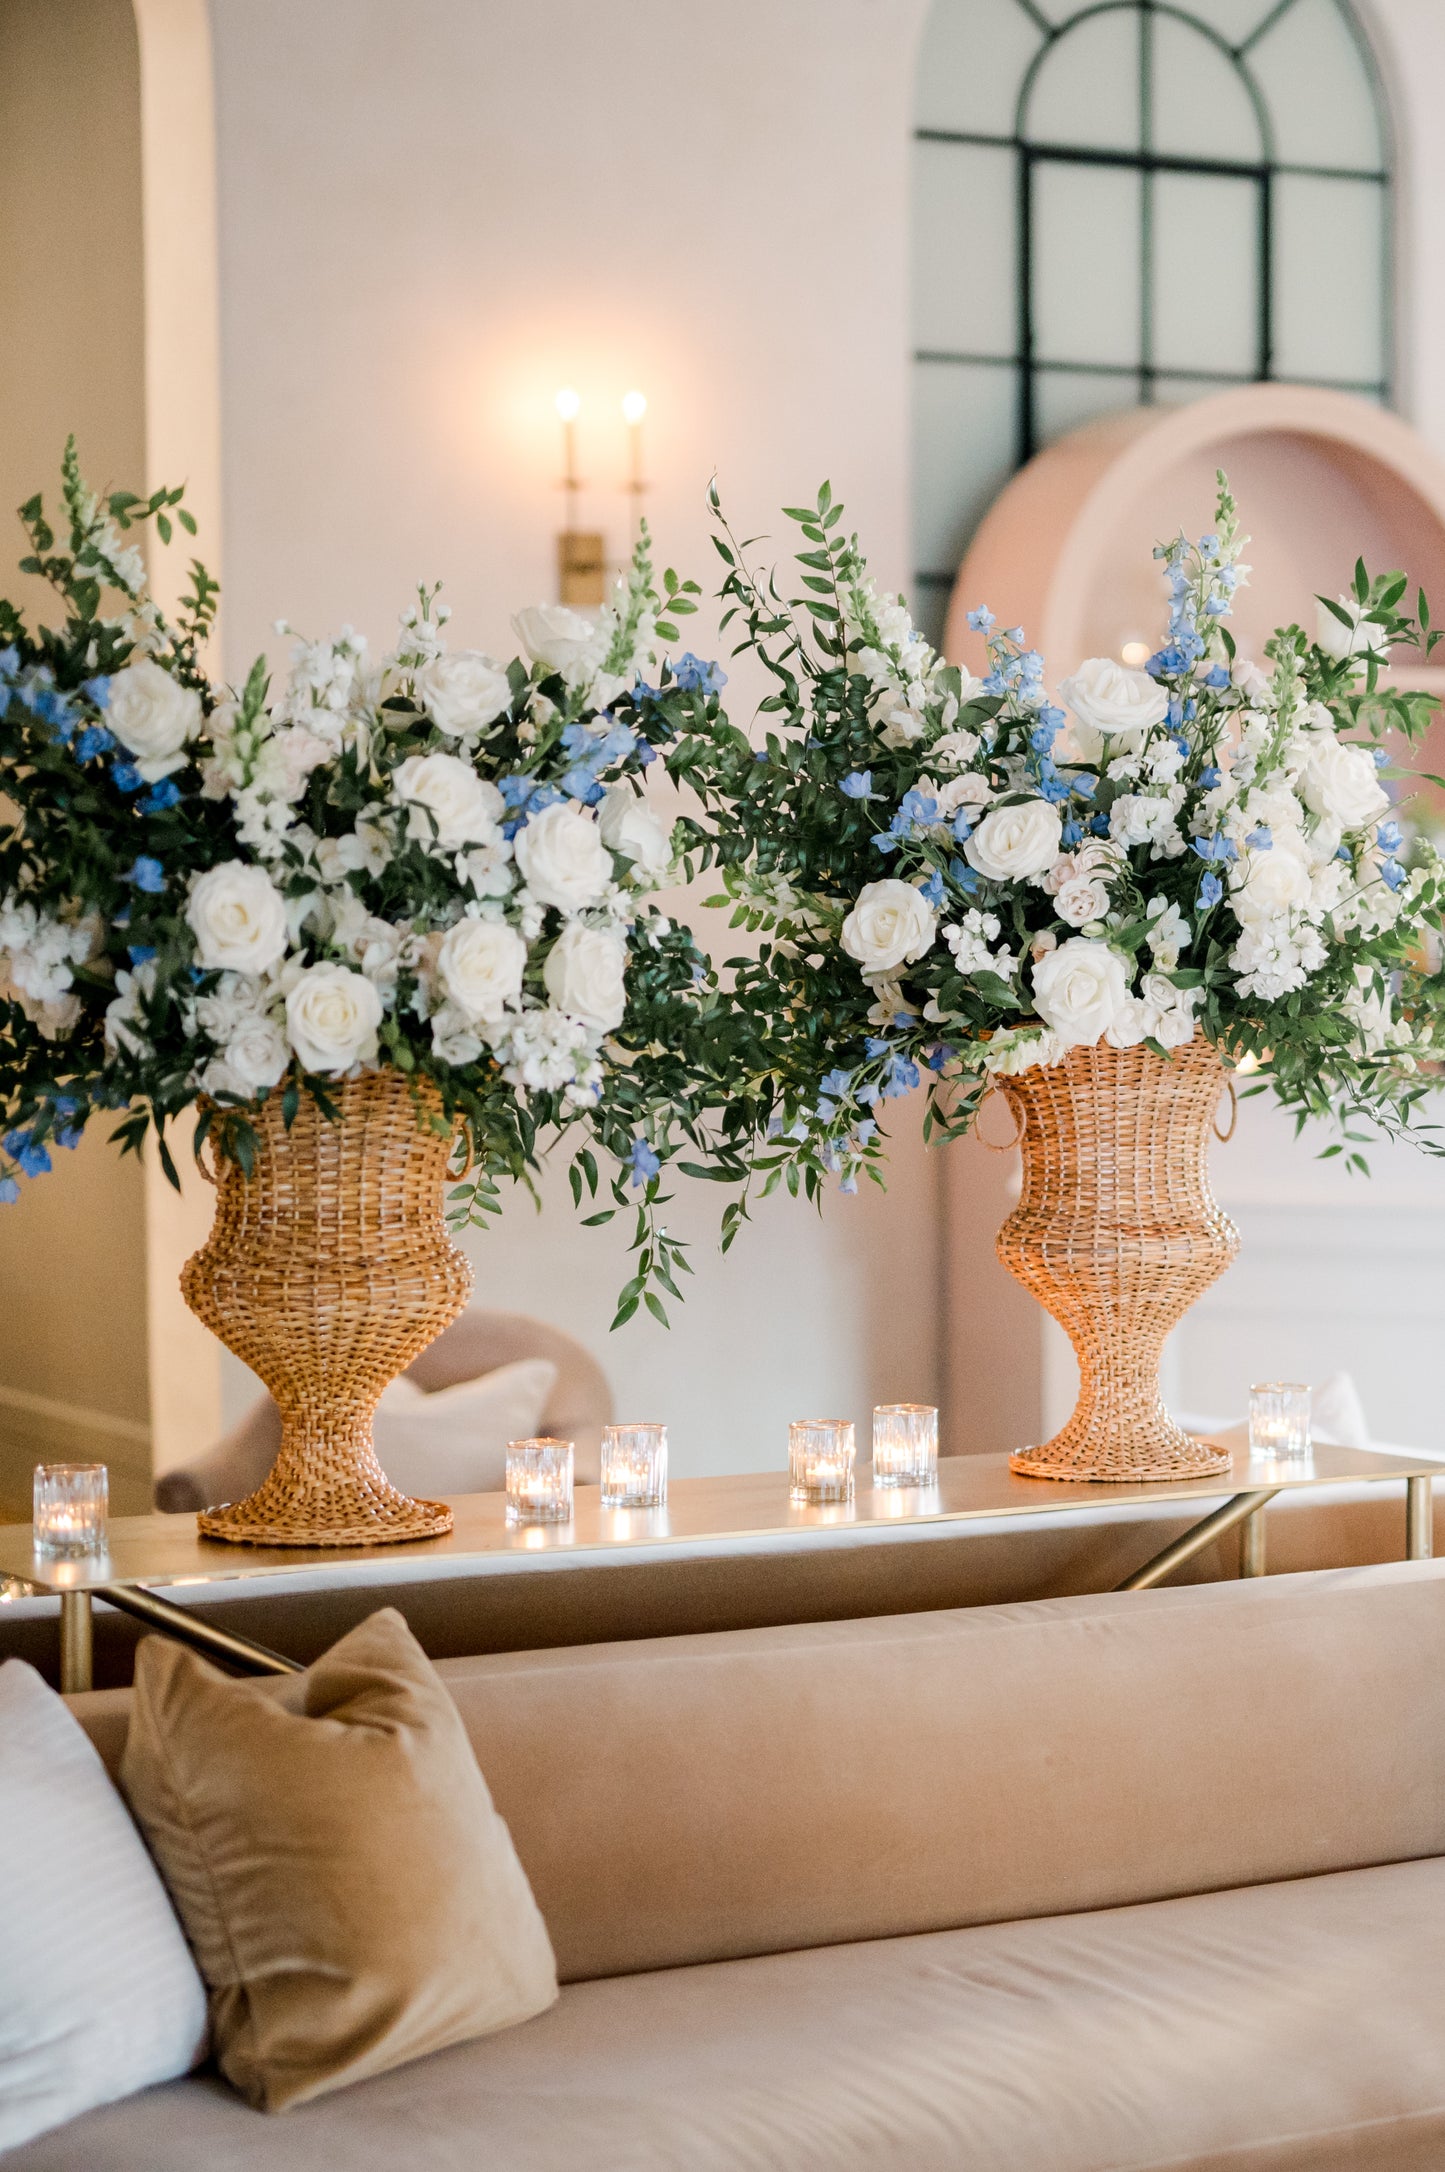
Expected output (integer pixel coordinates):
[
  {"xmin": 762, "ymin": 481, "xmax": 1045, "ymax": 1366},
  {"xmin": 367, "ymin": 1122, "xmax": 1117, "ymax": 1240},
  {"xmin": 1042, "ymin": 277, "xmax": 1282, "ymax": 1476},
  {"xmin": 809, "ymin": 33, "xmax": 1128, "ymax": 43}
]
[
  {"xmin": 1117, "ymin": 1488, "xmax": 1282, "ymax": 1593},
  {"xmin": 59, "ymin": 1590, "xmax": 93, "ymax": 1693},
  {"xmin": 1239, "ymin": 1504, "xmax": 1267, "ymax": 1578},
  {"xmin": 95, "ymin": 1583, "xmax": 301, "ymax": 1676},
  {"xmin": 1407, "ymin": 1474, "xmax": 1435, "ymax": 1561}
]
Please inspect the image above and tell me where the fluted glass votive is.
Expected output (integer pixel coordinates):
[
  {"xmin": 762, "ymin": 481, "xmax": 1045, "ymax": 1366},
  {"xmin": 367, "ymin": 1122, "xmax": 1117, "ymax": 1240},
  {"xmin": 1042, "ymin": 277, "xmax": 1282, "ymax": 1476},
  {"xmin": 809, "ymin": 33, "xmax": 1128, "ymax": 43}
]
[
  {"xmin": 33, "ymin": 1463, "xmax": 108, "ymax": 1559},
  {"xmin": 872, "ymin": 1404, "xmax": 939, "ymax": 1488},
  {"xmin": 601, "ymin": 1423, "xmax": 668, "ymax": 1509},
  {"xmin": 1249, "ymin": 1382, "xmax": 1311, "ymax": 1461},
  {"xmin": 789, "ymin": 1419, "xmax": 855, "ymax": 1505},
  {"xmin": 505, "ymin": 1437, "xmax": 574, "ymax": 1526}
]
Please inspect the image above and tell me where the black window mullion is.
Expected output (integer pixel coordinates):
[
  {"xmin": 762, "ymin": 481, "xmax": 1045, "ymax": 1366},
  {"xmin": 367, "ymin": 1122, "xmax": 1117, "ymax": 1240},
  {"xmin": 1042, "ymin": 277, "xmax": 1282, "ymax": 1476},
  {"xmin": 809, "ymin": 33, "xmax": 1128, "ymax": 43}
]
[
  {"xmin": 1140, "ymin": 0, "xmax": 1155, "ymax": 406},
  {"xmin": 1018, "ymin": 145, "xmax": 1036, "ymax": 465}
]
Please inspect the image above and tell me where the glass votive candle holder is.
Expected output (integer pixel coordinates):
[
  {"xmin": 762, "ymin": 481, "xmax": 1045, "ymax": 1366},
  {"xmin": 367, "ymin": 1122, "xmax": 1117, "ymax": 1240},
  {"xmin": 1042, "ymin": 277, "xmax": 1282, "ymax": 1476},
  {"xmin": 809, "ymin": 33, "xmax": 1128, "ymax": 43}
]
[
  {"xmin": 1249, "ymin": 1382, "xmax": 1311, "ymax": 1460},
  {"xmin": 872, "ymin": 1403, "xmax": 939, "ymax": 1488},
  {"xmin": 789, "ymin": 1419, "xmax": 855, "ymax": 1505},
  {"xmin": 33, "ymin": 1463, "xmax": 109, "ymax": 1559},
  {"xmin": 601, "ymin": 1423, "xmax": 668, "ymax": 1509},
  {"xmin": 505, "ymin": 1438, "xmax": 574, "ymax": 1527}
]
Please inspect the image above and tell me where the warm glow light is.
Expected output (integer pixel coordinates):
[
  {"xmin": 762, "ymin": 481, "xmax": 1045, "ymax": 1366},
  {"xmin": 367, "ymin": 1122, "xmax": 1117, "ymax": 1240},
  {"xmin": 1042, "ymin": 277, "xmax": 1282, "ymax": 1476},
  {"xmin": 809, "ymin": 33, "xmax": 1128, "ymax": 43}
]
[
  {"xmin": 554, "ymin": 386, "xmax": 581, "ymax": 422},
  {"xmin": 1235, "ymin": 1051, "xmax": 1261, "ymax": 1075},
  {"xmin": 621, "ymin": 389, "xmax": 648, "ymax": 426},
  {"xmin": 1120, "ymin": 639, "xmax": 1151, "ymax": 668}
]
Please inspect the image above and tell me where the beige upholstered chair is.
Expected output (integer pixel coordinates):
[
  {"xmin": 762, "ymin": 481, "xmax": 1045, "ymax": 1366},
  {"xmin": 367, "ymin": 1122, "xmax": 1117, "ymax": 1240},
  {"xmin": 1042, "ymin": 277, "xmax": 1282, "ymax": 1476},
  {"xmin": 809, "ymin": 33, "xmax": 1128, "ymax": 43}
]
[{"xmin": 153, "ymin": 1310, "xmax": 613, "ymax": 1513}]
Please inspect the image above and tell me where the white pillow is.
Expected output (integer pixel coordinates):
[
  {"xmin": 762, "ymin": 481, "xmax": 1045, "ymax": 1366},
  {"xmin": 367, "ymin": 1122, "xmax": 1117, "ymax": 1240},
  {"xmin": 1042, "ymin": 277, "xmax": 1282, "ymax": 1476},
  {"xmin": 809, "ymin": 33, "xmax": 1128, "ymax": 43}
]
[
  {"xmin": 0, "ymin": 1659, "xmax": 209, "ymax": 2151},
  {"xmin": 373, "ymin": 1357, "xmax": 559, "ymax": 1496}
]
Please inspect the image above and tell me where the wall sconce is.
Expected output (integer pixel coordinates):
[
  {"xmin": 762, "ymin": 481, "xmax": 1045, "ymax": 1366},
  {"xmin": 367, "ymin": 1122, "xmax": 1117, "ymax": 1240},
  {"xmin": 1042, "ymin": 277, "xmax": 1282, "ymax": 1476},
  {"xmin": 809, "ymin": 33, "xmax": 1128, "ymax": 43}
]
[
  {"xmin": 555, "ymin": 387, "xmax": 606, "ymax": 608},
  {"xmin": 622, "ymin": 388, "xmax": 647, "ymax": 539}
]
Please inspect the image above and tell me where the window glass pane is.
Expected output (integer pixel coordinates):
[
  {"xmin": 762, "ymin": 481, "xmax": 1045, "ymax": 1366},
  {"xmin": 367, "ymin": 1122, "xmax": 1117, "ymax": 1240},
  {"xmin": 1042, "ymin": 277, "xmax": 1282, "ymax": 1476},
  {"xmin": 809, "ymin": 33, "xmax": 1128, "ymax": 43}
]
[
  {"xmin": 1036, "ymin": 368, "xmax": 1142, "ymax": 446},
  {"xmin": 1024, "ymin": 10, "xmax": 1139, "ymax": 153},
  {"xmin": 1247, "ymin": 0, "xmax": 1383, "ymax": 171},
  {"xmin": 1149, "ymin": 16, "xmax": 1262, "ymax": 166},
  {"xmin": 912, "ymin": 359, "xmax": 1018, "ymax": 584},
  {"xmin": 915, "ymin": 0, "xmax": 1042, "ymax": 136},
  {"xmin": 1156, "ymin": 375, "xmax": 1255, "ymax": 405},
  {"xmin": 1033, "ymin": 162, "xmax": 1142, "ymax": 366},
  {"xmin": 913, "ymin": 573, "xmax": 954, "ymax": 654},
  {"xmin": 1152, "ymin": 172, "xmax": 1260, "ymax": 375},
  {"xmin": 913, "ymin": 142, "xmax": 1017, "ymax": 358},
  {"xmin": 1185, "ymin": 0, "xmax": 1287, "ymax": 40},
  {"xmin": 1273, "ymin": 175, "xmax": 1385, "ymax": 385}
]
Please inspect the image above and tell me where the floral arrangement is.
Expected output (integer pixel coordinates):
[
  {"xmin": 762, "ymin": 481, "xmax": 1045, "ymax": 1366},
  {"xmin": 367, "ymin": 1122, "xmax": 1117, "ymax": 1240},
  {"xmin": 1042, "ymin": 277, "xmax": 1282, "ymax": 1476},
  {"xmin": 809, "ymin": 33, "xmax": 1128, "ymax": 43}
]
[
  {"xmin": 672, "ymin": 475, "xmax": 1445, "ymax": 1204},
  {"xmin": 0, "ymin": 441, "xmax": 739, "ymax": 1321}
]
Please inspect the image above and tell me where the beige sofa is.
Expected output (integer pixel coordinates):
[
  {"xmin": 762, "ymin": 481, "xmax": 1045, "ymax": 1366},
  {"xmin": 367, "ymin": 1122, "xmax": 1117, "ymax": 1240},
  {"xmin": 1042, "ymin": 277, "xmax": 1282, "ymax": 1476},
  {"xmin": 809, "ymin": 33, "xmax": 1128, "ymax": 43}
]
[{"xmin": 15, "ymin": 1556, "xmax": 1445, "ymax": 2168}]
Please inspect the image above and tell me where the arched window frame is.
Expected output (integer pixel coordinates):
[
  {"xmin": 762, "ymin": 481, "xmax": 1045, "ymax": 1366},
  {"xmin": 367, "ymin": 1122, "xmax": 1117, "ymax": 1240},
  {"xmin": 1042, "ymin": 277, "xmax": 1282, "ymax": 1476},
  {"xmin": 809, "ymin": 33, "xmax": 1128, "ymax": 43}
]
[{"xmin": 912, "ymin": 0, "xmax": 1394, "ymax": 629}]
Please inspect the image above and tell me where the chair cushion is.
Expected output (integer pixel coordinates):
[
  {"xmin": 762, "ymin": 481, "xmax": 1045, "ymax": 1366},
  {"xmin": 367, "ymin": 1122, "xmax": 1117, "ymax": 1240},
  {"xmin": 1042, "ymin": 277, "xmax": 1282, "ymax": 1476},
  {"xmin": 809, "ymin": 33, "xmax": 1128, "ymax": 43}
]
[
  {"xmin": 0, "ymin": 1661, "xmax": 208, "ymax": 2154},
  {"xmin": 372, "ymin": 1356, "xmax": 557, "ymax": 1495},
  {"xmin": 13, "ymin": 1854, "xmax": 1445, "ymax": 2170},
  {"xmin": 118, "ymin": 1609, "xmax": 558, "ymax": 2112}
]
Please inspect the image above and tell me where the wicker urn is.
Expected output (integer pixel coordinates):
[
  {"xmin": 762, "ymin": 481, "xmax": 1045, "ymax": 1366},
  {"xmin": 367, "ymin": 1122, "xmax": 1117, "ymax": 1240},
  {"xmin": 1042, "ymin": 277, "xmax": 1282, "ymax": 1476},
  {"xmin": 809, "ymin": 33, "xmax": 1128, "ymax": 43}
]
[
  {"xmin": 182, "ymin": 1071, "xmax": 474, "ymax": 1546},
  {"xmin": 994, "ymin": 1036, "xmax": 1238, "ymax": 1484}
]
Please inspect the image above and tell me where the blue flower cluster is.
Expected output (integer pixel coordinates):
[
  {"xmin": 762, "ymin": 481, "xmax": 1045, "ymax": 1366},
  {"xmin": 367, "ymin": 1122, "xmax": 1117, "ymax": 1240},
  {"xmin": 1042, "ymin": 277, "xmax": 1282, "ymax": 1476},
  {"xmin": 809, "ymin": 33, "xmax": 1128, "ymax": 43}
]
[
  {"xmin": 669, "ymin": 654, "xmax": 728, "ymax": 699},
  {"xmin": 557, "ymin": 715, "xmax": 637, "ymax": 805}
]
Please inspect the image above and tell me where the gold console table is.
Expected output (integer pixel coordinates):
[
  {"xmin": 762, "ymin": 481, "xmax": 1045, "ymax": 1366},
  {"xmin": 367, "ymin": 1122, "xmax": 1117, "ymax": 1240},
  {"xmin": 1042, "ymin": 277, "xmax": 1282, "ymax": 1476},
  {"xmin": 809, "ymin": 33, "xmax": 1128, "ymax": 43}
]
[{"xmin": 0, "ymin": 1440, "xmax": 1436, "ymax": 1693}]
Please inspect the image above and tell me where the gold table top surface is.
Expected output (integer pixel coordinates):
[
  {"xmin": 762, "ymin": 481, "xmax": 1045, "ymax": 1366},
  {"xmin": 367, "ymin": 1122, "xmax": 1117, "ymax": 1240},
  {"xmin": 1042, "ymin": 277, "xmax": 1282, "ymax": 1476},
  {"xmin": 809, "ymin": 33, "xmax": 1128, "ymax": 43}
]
[{"xmin": 0, "ymin": 1439, "xmax": 1437, "ymax": 1597}]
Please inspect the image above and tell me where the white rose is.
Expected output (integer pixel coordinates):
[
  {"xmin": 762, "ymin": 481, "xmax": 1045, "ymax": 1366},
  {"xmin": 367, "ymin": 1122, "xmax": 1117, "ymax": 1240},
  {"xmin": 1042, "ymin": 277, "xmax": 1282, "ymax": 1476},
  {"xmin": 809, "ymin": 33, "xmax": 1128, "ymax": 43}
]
[
  {"xmin": 512, "ymin": 603, "xmax": 608, "ymax": 682},
  {"xmin": 1031, "ymin": 937, "xmax": 1130, "ymax": 1046},
  {"xmin": 437, "ymin": 916, "xmax": 527, "ymax": 1024},
  {"xmin": 1060, "ymin": 657, "xmax": 1169, "ymax": 761},
  {"xmin": 839, "ymin": 879, "xmax": 937, "ymax": 977},
  {"xmin": 513, "ymin": 801, "xmax": 611, "ymax": 913},
  {"xmin": 928, "ymin": 728, "xmax": 981, "ymax": 771},
  {"xmin": 1300, "ymin": 739, "xmax": 1389, "ymax": 830},
  {"xmin": 1054, "ymin": 875, "xmax": 1110, "ymax": 928},
  {"xmin": 186, "ymin": 861, "xmax": 289, "ymax": 975},
  {"xmin": 224, "ymin": 1018, "xmax": 289, "ymax": 1095},
  {"xmin": 542, "ymin": 921, "xmax": 628, "ymax": 1032},
  {"xmin": 918, "ymin": 772, "xmax": 992, "ymax": 823},
  {"xmin": 1315, "ymin": 595, "xmax": 1389, "ymax": 665},
  {"xmin": 599, "ymin": 785, "xmax": 675, "ymax": 879},
  {"xmin": 415, "ymin": 651, "xmax": 511, "ymax": 739},
  {"xmin": 964, "ymin": 799, "xmax": 1063, "ymax": 883},
  {"xmin": 284, "ymin": 963, "xmax": 383, "ymax": 1076},
  {"xmin": 1230, "ymin": 836, "xmax": 1314, "ymax": 925},
  {"xmin": 106, "ymin": 658, "xmax": 202, "ymax": 781},
  {"xmin": 392, "ymin": 752, "xmax": 503, "ymax": 850}
]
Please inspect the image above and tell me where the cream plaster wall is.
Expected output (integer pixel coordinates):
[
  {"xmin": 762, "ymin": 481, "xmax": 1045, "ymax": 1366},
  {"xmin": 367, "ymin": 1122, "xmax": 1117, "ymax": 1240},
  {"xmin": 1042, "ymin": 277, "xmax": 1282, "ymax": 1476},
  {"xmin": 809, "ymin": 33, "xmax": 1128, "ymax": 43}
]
[{"xmin": 206, "ymin": 0, "xmax": 943, "ymax": 1472}]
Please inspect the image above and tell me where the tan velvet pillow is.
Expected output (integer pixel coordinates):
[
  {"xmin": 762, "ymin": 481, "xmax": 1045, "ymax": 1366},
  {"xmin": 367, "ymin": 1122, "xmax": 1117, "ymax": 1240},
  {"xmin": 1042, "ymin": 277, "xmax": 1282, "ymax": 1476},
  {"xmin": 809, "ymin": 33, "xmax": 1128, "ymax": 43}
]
[{"xmin": 120, "ymin": 1607, "xmax": 557, "ymax": 2112}]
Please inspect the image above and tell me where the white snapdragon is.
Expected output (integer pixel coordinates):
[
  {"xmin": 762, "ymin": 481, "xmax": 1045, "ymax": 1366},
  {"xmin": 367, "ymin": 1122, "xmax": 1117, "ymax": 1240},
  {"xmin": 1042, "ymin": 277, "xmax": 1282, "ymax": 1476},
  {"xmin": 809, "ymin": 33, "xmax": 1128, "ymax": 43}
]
[
  {"xmin": 943, "ymin": 909, "xmax": 1019, "ymax": 981},
  {"xmin": 103, "ymin": 963, "xmax": 157, "ymax": 1059},
  {"xmin": 1145, "ymin": 898, "xmax": 1190, "ymax": 971}
]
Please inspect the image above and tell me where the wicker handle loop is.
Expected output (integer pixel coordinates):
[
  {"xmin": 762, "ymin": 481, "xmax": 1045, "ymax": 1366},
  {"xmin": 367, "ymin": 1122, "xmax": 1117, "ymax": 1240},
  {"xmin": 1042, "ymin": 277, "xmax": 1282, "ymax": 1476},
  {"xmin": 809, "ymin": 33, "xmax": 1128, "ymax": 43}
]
[
  {"xmin": 449, "ymin": 1122, "xmax": 476, "ymax": 1183},
  {"xmin": 1213, "ymin": 1079, "xmax": 1239, "ymax": 1144},
  {"xmin": 194, "ymin": 1130, "xmax": 220, "ymax": 1186},
  {"xmin": 976, "ymin": 1082, "xmax": 1025, "ymax": 1154}
]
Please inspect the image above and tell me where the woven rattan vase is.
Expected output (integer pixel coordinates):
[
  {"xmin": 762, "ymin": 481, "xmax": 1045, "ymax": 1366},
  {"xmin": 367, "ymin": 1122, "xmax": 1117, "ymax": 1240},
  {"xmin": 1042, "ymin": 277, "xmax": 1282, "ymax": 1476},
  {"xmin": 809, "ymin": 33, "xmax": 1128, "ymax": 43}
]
[
  {"xmin": 182, "ymin": 1071, "xmax": 473, "ymax": 1547},
  {"xmin": 995, "ymin": 1035, "xmax": 1237, "ymax": 1484}
]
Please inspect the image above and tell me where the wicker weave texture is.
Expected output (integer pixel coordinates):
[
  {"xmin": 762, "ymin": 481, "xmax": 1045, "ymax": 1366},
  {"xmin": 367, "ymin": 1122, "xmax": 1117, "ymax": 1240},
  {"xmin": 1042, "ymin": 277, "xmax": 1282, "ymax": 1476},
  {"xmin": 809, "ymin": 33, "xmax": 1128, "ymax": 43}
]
[
  {"xmin": 997, "ymin": 1036, "xmax": 1237, "ymax": 1484},
  {"xmin": 182, "ymin": 1072, "xmax": 473, "ymax": 1546}
]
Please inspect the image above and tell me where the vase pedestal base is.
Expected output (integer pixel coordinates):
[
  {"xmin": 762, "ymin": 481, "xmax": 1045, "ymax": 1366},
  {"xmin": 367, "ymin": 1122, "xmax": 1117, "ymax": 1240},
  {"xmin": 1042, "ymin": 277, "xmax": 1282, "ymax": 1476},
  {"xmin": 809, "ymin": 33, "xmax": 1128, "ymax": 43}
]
[
  {"xmin": 1010, "ymin": 1429, "xmax": 1232, "ymax": 1486},
  {"xmin": 197, "ymin": 1455, "xmax": 453, "ymax": 1549}
]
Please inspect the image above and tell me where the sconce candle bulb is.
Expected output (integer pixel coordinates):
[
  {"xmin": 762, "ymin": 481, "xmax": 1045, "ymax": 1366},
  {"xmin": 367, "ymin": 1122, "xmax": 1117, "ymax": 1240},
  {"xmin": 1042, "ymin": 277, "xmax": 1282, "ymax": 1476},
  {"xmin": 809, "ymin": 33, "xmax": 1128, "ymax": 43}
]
[{"xmin": 622, "ymin": 389, "xmax": 648, "ymax": 536}]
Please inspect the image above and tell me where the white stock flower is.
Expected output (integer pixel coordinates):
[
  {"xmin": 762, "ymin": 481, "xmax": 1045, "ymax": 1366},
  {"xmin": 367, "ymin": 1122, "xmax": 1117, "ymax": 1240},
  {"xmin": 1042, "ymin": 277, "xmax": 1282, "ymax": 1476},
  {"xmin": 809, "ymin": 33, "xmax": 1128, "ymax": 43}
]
[
  {"xmin": 1300, "ymin": 739, "xmax": 1390, "ymax": 831},
  {"xmin": 1108, "ymin": 973, "xmax": 1199, "ymax": 1052},
  {"xmin": 498, "ymin": 1007, "xmax": 595, "ymax": 1093},
  {"xmin": 542, "ymin": 921, "xmax": 628, "ymax": 1032},
  {"xmin": 513, "ymin": 801, "xmax": 611, "ymax": 913},
  {"xmin": 598, "ymin": 785, "xmax": 674, "ymax": 880},
  {"xmin": 415, "ymin": 651, "xmax": 511, "ymax": 738},
  {"xmin": 1030, "ymin": 937, "xmax": 1130, "ymax": 1047},
  {"xmin": 964, "ymin": 799, "xmax": 1063, "ymax": 883},
  {"xmin": 106, "ymin": 658, "xmax": 202, "ymax": 781},
  {"xmin": 437, "ymin": 916, "xmax": 527, "ymax": 1024},
  {"xmin": 1059, "ymin": 658, "xmax": 1169, "ymax": 761},
  {"xmin": 840, "ymin": 879, "xmax": 937, "ymax": 977},
  {"xmin": 392, "ymin": 753, "xmax": 503, "ymax": 850},
  {"xmin": 284, "ymin": 963, "xmax": 382, "ymax": 1075},
  {"xmin": 186, "ymin": 862, "xmax": 289, "ymax": 975},
  {"xmin": 1146, "ymin": 899, "xmax": 1190, "ymax": 970},
  {"xmin": 982, "ymin": 1025, "xmax": 1068, "ymax": 1077},
  {"xmin": 429, "ymin": 1005, "xmax": 484, "ymax": 1068},
  {"xmin": 512, "ymin": 604, "xmax": 609, "ymax": 682},
  {"xmin": 1229, "ymin": 834, "xmax": 1314, "ymax": 925},
  {"xmin": 1108, "ymin": 789, "xmax": 1186, "ymax": 859}
]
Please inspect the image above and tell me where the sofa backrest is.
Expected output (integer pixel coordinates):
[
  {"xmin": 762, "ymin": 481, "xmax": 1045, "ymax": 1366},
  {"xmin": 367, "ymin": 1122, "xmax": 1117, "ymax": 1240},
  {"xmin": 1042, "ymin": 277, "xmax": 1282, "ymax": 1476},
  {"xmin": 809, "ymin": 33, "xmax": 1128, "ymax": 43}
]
[{"xmin": 71, "ymin": 1559, "xmax": 1445, "ymax": 1984}]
